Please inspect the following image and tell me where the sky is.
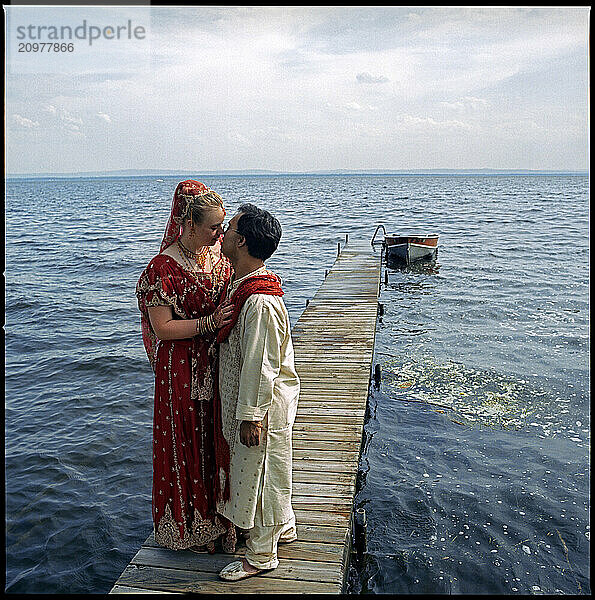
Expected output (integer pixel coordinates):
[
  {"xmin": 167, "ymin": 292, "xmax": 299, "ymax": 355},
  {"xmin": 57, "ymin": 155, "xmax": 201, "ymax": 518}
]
[{"xmin": 4, "ymin": 6, "xmax": 590, "ymax": 175}]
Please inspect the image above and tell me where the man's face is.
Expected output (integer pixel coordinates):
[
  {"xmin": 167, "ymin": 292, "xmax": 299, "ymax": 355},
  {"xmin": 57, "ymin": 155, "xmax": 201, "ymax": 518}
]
[{"xmin": 221, "ymin": 213, "xmax": 242, "ymax": 259}]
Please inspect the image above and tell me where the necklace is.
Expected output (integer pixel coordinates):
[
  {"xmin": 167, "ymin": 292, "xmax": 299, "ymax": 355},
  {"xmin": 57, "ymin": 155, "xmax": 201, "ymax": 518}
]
[
  {"xmin": 178, "ymin": 239, "xmax": 206, "ymax": 259},
  {"xmin": 177, "ymin": 239, "xmax": 209, "ymax": 272}
]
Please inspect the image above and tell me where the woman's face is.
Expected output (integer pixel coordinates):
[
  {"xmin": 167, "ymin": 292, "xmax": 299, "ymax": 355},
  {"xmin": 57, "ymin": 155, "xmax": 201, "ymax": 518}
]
[{"xmin": 192, "ymin": 207, "xmax": 225, "ymax": 246}]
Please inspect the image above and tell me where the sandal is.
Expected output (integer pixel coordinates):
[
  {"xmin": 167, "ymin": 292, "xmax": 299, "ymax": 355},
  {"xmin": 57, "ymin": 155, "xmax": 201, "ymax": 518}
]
[{"xmin": 219, "ymin": 559, "xmax": 271, "ymax": 581}]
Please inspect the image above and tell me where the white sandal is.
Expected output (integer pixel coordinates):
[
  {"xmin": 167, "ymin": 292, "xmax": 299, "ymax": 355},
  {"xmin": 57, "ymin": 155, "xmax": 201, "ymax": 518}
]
[{"xmin": 219, "ymin": 559, "xmax": 269, "ymax": 581}]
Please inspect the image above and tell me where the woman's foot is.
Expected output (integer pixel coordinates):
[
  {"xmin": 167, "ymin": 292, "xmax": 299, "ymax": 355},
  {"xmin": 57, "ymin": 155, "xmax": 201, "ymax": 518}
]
[{"xmin": 188, "ymin": 540, "xmax": 216, "ymax": 554}]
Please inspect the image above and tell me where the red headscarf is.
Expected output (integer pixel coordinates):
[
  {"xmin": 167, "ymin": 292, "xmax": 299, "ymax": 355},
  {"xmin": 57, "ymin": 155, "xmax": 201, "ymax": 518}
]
[{"xmin": 159, "ymin": 179, "xmax": 223, "ymax": 252}]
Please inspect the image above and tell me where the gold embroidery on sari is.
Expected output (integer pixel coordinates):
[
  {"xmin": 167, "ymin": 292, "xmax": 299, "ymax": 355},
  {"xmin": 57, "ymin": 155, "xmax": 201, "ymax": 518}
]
[{"xmin": 155, "ymin": 504, "xmax": 231, "ymax": 550}]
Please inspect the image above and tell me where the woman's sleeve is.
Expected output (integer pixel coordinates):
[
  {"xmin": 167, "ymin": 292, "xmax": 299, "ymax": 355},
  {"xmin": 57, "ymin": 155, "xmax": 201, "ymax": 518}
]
[{"xmin": 136, "ymin": 259, "xmax": 177, "ymax": 310}]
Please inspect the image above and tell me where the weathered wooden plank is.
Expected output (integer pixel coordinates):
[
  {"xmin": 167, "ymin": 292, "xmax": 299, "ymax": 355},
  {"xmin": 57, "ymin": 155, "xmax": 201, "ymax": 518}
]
[
  {"xmin": 115, "ymin": 565, "xmax": 341, "ymax": 594},
  {"xmin": 293, "ymin": 435, "xmax": 363, "ymax": 447},
  {"xmin": 296, "ymin": 407, "xmax": 367, "ymax": 419},
  {"xmin": 293, "ymin": 414, "xmax": 368, "ymax": 425},
  {"xmin": 293, "ymin": 504, "xmax": 351, "ymax": 534},
  {"xmin": 292, "ymin": 438, "xmax": 361, "ymax": 452},
  {"xmin": 292, "ymin": 422, "xmax": 363, "ymax": 433},
  {"xmin": 296, "ymin": 388, "xmax": 370, "ymax": 397},
  {"xmin": 296, "ymin": 374, "xmax": 371, "ymax": 383},
  {"xmin": 297, "ymin": 386, "xmax": 371, "ymax": 394},
  {"xmin": 129, "ymin": 548, "xmax": 344, "ymax": 584},
  {"xmin": 292, "ymin": 467, "xmax": 357, "ymax": 483},
  {"xmin": 295, "ymin": 390, "xmax": 370, "ymax": 400},
  {"xmin": 296, "ymin": 404, "xmax": 368, "ymax": 411},
  {"xmin": 294, "ymin": 408, "xmax": 366, "ymax": 418},
  {"xmin": 294, "ymin": 317, "xmax": 375, "ymax": 325},
  {"xmin": 292, "ymin": 498, "xmax": 354, "ymax": 512},
  {"xmin": 292, "ymin": 460, "xmax": 360, "ymax": 474},
  {"xmin": 296, "ymin": 404, "xmax": 368, "ymax": 413},
  {"xmin": 109, "ymin": 585, "xmax": 175, "ymax": 594},
  {"xmin": 297, "ymin": 379, "xmax": 370, "ymax": 387},
  {"xmin": 294, "ymin": 364, "xmax": 371, "ymax": 373},
  {"xmin": 293, "ymin": 481, "xmax": 355, "ymax": 497},
  {"xmin": 293, "ymin": 448, "xmax": 360, "ymax": 462}
]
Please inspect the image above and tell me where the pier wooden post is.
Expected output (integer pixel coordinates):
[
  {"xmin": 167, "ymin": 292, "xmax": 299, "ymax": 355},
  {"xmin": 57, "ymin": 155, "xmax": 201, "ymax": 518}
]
[{"xmin": 109, "ymin": 241, "xmax": 381, "ymax": 594}]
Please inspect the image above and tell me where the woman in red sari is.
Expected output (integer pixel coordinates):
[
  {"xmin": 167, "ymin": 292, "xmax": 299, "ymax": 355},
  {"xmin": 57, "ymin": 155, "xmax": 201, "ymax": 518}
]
[{"xmin": 136, "ymin": 180, "xmax": 236, "ymax": 553}]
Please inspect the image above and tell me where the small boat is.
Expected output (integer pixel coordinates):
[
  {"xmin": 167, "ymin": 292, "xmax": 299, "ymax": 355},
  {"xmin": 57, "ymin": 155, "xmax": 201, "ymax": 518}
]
[
  {"xmin": 385, "ymin": 234, "xmax": 439, "ymax": 264},
  {"xmin": 372, "ymin": 225, "xmax": 439, "ymax": 265}
]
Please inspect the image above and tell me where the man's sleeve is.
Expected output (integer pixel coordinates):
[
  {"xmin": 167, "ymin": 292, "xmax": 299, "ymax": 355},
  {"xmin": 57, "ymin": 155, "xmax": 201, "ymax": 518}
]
[{"xmin": 235, "ymin": 296, "xmax": 284, "ymax": 422}]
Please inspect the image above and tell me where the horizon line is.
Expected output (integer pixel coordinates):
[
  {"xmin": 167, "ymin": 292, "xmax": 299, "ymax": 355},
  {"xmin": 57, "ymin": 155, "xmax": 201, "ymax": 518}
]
[{"xmin": 5, "ymin": 167, "xmax": 588, "ymax": 179}]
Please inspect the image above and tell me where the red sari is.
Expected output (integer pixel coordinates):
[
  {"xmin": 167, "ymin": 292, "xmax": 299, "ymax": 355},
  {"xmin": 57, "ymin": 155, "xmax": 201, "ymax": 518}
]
[
  {"xmin": 136, "ymin": 180, "xmax": 235, "ymax": 551},
  {"xmin": 136, "ymin": 248, "xmax": 236, "ymax": 551}
]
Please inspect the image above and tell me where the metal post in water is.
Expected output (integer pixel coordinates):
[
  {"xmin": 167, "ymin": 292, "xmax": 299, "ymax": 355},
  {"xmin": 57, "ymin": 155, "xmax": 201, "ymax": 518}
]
[
  {"xmin": 373, "ymin": 364, "xmax": 381, "ymax": 388},
  {"xmin": 337, "ymin": 242, "xmax": 341, "ymax": 257},
  {"xmin": 354, "ymin": 507, "xmax": 367, "ymax": 558}
]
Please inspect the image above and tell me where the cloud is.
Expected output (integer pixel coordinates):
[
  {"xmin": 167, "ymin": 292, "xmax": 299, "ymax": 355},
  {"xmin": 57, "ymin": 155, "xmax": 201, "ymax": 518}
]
[
  {"xmin": 227, "ymin": 131, "xmax": 250, "ymax": 146},
  {"xmin": 341, "ymin": 101, "xmax": 378, "ymax": 112},
  {"xmin": 59, "ymin": 109, "xmax": 82, "ymax": 126},
  {"xmin": 401, "ymin": 114, "xmax": 472, "ymax": 132},
  {"xmin": 356, "ymin": 72, "xmax": 389, "ymax": 84},
  {"xmin": 34, "ymin": 107, "xmax": 85, "ymax": 135},
  {"xmin": 12, "ymin": 114, "xmax": 39, "ymax": 128},
  {"xmin": 97, "ymin": 112, "xmax": 112, "ymax": 123},
  {"xmin": 440, "ymin": 96, "xmax": 489, "ymax": 111}
]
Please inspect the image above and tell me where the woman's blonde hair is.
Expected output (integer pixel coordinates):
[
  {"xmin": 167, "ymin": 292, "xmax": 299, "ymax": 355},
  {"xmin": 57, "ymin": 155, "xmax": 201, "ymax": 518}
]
[{"xmin": 178, "ymin": 190, "xmax": 225, "ymax": 225}]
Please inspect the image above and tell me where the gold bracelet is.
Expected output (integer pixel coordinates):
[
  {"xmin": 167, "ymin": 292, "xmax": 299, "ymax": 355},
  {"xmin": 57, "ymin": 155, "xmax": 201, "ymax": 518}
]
[
  {"xmin": 195, "ymin": 315, "xmax": 216, "ymax": 336},
  {"xmin": 196, "ymin": 317, "xmax": 206, "ymax": 335}
]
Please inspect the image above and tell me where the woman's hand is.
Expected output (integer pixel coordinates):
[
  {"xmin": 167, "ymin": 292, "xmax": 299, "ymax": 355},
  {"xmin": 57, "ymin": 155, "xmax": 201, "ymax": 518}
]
[{"xmin": 212, "ymin": 299, "xmax": 234, "ymax": 329}]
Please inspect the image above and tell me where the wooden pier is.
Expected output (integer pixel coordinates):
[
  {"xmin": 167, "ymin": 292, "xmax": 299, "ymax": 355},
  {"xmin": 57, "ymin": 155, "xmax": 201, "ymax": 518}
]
[{"xmin": 110, "ymin": 239, "xmax": 381, "ymax": 594}]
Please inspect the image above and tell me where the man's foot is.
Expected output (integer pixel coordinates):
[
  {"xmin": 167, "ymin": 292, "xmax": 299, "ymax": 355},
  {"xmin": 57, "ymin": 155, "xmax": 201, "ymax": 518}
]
[
  {"xmin": 279, "ymin": 525, "xmax": 297, "ymax": 544},
  {"xmin": 219, "ymin": 558, "xmax": 271, "ymax": 581}
]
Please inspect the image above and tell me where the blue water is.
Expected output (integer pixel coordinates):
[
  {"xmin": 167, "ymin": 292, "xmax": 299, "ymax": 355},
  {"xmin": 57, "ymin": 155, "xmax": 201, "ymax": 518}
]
[{"xmin": 5, "ymin": 174, "xmax": 590, "ymax": 594}]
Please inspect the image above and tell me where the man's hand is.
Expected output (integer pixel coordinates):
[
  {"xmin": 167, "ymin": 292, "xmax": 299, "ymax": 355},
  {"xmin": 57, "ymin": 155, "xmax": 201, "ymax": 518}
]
[{"xmin": 240, "ymin": 421, "xmax": 263, "ymax": 447}]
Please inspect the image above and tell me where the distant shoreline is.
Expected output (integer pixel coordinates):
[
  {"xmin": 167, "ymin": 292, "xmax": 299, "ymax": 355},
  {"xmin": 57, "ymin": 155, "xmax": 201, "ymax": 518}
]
[{"xmin": 4, "ymin": 168, "xmax": 588, "ymax": 180}]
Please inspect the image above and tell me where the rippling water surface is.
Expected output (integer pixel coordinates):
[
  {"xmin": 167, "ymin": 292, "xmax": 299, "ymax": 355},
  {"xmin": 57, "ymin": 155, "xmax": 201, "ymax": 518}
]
[{"xmin": 5, "ymin": 175, "xmax": 589, "ymax": 594}]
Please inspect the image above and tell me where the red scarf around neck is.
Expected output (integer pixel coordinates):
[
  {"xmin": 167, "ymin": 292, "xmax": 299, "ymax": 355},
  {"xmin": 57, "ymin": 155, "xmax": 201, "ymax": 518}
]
[{"xmin": 216, "ymin": 273, "xmax": 284, "ymax": 343}]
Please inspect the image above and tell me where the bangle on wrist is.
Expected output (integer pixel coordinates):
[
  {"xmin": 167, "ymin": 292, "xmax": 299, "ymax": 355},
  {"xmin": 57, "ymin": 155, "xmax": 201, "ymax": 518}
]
[{"xmin": 195, "ymin": 314, "xmax": 216, "ymax": 336}]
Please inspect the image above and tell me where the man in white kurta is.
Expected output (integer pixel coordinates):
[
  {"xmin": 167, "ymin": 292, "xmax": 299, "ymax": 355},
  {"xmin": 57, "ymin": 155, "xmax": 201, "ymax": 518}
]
[{"xmin": 217, "ymin": 205, "xmax": 300, "ymax": 579}]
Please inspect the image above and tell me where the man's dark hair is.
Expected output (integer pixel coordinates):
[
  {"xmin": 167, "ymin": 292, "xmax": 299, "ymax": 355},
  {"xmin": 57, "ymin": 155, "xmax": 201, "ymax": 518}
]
[{"xmin": 236, "ymin": 203, "xmax": 282, "ymax": 260}]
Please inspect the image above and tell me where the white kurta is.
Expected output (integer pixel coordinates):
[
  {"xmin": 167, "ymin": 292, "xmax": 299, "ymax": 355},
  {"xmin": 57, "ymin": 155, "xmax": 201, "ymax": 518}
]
[{"xmin": 218, "ymin": 268, "xmax": 300, "ymax": 529}]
